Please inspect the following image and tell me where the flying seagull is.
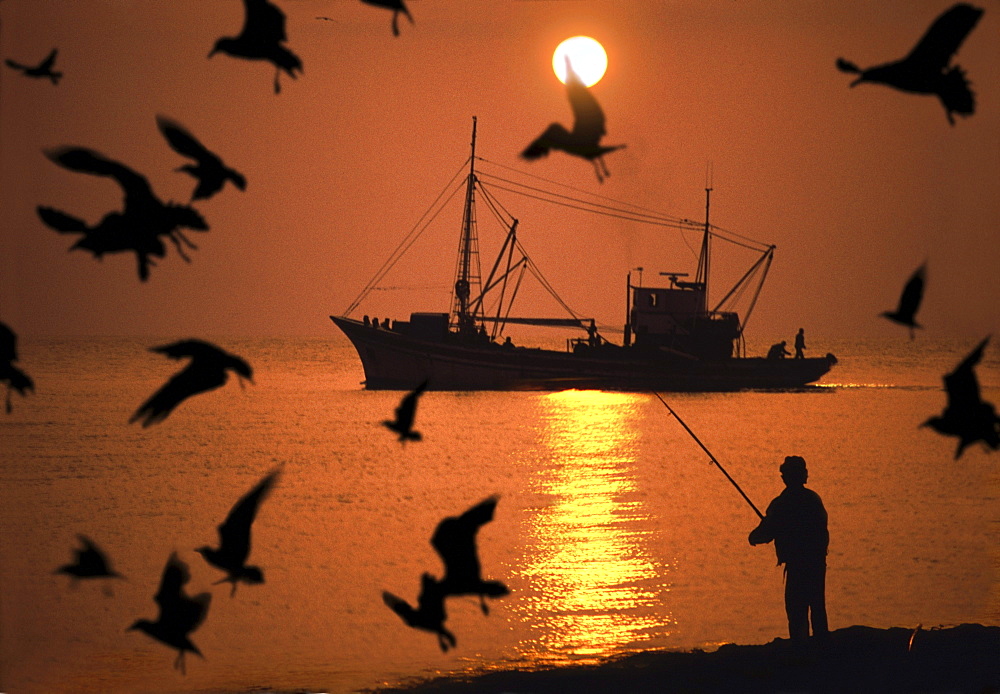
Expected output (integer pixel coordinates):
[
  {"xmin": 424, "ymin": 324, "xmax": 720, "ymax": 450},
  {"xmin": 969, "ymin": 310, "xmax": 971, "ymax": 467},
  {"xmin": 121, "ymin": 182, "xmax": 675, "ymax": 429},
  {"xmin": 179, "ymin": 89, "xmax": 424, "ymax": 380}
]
[
  {"xmin": 156, "ymin": 116, "xmax": 246, "ymax": 201},
  {"xmin": 521, "ymin": 56, "xmax": 625, "ymax": 183},
  {"xmin": 130, "ymin": 339, "xmax": 253, "ymax": 427},
  {"xmin": 209, "ymin": 0, "xmax": 302, "ymax": 94},
  {"xmin": 129, "ymin": 553, "xmax": 211, "ymax": 675},
  {"xmin": 880, "ymin": 263, "xmax": 925, "ymax": 339},
  {"xmin": 922, "ymin": 336, "xmax": 999, "ymax": 459},
  {"xmin": 5, "ymin": 48, "xmax": 62, "ymax": 84},
  {"xmin": 836, "ymin": 3, "xmax": 984, "ymax": 125},
  {"xmin": 383, "ymin": 572, "xmax": 456, "ymax": 651},
  {"xmin": 0, "ymin": 321, "xmax": 33, "ymax": 413},
  {"xmin": 196, "ymin": 468, "xmax": 279, "ymax": 596},
  {"xmin": 383, "ymin": 380, "xmax": 427, "ymax": 442},
  {"xmin": 431, "ymin": 496, "xmax": 510, "ymax": 614},
  {"xmin": 360, "ymin": 0, "xmax": 414, "ymax": 37},
  {"xmin": 55, "ymin": 535, "xmax": 124, "ymax": 583},
  {"xmin": 37, "ymin": 147, "xmax": 208, "ymax": 281}
]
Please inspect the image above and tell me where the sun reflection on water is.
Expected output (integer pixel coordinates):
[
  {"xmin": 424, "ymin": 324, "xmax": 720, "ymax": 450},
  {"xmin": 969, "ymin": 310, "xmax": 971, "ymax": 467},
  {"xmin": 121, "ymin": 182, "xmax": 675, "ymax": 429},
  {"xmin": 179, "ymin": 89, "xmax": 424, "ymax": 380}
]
[{"xmin": 511, "ymin": 390, "xmax": 674, "ymax": 666}]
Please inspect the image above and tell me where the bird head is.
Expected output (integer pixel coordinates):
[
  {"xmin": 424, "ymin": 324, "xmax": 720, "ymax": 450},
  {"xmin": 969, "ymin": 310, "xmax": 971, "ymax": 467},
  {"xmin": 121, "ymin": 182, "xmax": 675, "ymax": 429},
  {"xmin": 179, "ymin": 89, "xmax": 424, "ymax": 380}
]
[
  {"xmin": 127, "ymin": 619, "xmax": 153, "ymax": 634},
  {"xmin": 238, "ymin": 566, "xmax": 265, "ymax": 584},
  {"xmin": 208, "ymin": 39, "xmax": 231, "ymax": 59}
]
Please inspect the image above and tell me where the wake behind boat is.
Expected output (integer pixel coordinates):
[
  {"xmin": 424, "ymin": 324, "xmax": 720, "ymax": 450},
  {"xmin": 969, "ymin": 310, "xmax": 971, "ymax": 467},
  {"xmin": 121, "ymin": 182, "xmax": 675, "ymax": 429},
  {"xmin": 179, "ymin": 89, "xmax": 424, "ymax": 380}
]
[{"xmin": 331, "ymin": 119, "xmax": 836, "ymax": 391}]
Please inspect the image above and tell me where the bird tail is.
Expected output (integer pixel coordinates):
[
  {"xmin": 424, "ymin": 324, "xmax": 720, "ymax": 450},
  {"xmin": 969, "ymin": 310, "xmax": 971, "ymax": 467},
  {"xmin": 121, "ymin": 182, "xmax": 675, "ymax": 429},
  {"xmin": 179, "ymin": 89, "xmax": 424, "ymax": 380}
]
[
  {"xmin": 835, "ymin": 58, "xmax": 861, "ymax": 75},
  {"xmin": 939, "ymin": 66, "xmax": 975, "ymax": 123}
]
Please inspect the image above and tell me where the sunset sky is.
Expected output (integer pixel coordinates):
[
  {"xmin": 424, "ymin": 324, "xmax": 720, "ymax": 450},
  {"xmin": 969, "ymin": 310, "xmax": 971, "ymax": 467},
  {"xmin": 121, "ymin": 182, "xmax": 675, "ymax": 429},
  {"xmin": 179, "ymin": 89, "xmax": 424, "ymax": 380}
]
[{"xmin": 1, "ymin": 0, "xmax": 997, "ymax": 342}]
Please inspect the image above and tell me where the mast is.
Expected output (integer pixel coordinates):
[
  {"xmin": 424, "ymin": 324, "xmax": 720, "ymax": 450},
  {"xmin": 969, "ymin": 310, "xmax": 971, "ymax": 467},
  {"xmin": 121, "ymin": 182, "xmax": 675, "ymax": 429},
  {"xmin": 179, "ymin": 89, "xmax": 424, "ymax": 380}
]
[
  {"xmin": 694, "ymin": 186, "xmax": 711, "ymax": 313},
  {"xmin": 453, "ymin": 117, "xmax": 482, "ymax": 333}
]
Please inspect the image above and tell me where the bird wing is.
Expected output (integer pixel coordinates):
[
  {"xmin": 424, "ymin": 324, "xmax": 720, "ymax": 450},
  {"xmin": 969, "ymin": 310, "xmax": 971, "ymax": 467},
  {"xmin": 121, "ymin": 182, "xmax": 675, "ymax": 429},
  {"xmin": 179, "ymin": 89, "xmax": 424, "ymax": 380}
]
[
  {"xmin": 130, "ymin": 362, "xmax": 225, "ymax": 427},
  {"xmin": 943, "ymin": 336, "xmax": 989, "ymax": 409},
  {"xmin": 904, "ymin": 3, "xmax": 984, "ymax": 70},
  {"xmin": 151, "ymin": 339, "xmax": 223, "ymax": 361},
  {"xmin": 382, "ymin": 590, "xmax": 416, "ymax": 623},
  {"xmin": 216, "ymin": 469, "xmax": 279, "ymax": 565},
  {"xmin": 39, "ymin": 49, "xmax": 58, "ymax": 71},
  {"xmin": 895, "ymin": 264, "xmax": 925, "ymax": 320},
  {"xmin": 5, "ymin": 58, "xmax": 28, "ymax": 71},
  {"xmin": 45, "ymin": 147, "xmax": 157, "ymax": 211},
  {"xmin": 521, "ymin": 124, "xmax": 570, "ymax": 160},
  {"xmin": 154, "ymin": 553, "xmax": 190, "ymax": 613},
  {"xmin": 76, "ymin": 535, "xmax": 113, "ymax": 574},
  {"xmin": 156, "ymin": 116, "xmax": 215, "ymax": 166},
  {"xmin": 242, "ymin": 0, "xmax": 289, "ymax": 45},
  {"xmin": 37, "ymin": 206, "xmax": 89, "ymax": 233},
  {"xmin": 565, "ymin": 61, "xmax": 606, "ymax": 143}
]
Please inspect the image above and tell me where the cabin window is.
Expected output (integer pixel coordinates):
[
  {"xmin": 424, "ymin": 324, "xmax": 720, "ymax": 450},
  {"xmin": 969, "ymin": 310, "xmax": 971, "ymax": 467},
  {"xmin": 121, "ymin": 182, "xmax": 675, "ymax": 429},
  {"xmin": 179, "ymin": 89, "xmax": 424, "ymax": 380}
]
[{"xmin": 649, "ymin": 293, "xmax": 658, "ymax": 307}]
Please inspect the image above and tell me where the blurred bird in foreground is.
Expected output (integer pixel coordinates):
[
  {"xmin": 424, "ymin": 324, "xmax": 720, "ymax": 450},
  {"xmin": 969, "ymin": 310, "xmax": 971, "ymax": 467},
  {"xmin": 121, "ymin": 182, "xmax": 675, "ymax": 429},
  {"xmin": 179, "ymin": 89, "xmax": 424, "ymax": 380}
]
[
  {"xmin": 521, "ymin": 56, "xmax": 625, "ymax": 183},
  {"xmin": 130, "ymin": 339, "xmax": 253, "ymax": 427},
  {"xmin": 0, "ymin": 321, "xmax": 33, "ymax": 413},
  {"xmin": 55, "ymin": 535, "xmax": 124, "ymax": 586},
  {"xmin": 383, "ymin": 572, "xmax": 456, "ymax": 651},
  {"xmin": 5, "ymin": 48, "xmax": 62, "ymax": 84},
  {"xmin": 196, "ymin": 468, "xmax": 280, "ymax": 596},
  {"xmin": 129, "ymin": 553, "xmax": 211, "ymax": 675},
  {"xmin": 37, "ymin": 147, "xmax": 208, "ymax": 281},
  {"xmin": 209, "ymin": 0, "xmax": 302, "ymax": 94},
  {"xmin": 880, "ymin": 264, "xmax": 925, "ymax": 339},
  {"xmin": 360, "ymin": 0, "xmax": 413, "ymax": 37},
  {"xmin": 836, "ymin": 3, "xmax": 984, "ymax": 125},
  {"xmin": 157, "ymin": 116, "xmax": 246, "ymax": 201},
  {"xmin": 383, "ymin": 380, "xmax": 427, "ymax": 442},
  {"xmin": 432, "ymin": 496, "xmax": 510, "ymax": 614},
  {"xmin": 922, "ymin": 336, "xmax": 999, "ymax": 459}
]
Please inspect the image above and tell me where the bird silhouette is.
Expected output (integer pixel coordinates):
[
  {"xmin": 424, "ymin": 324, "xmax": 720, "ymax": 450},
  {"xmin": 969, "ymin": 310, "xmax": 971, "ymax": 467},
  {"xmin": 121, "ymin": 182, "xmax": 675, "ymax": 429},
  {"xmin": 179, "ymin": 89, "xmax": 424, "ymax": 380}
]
[
  {"xmin": 360, "ymin": 0, "xmax": 414, "ymax": 37},
  {"xmin": 382, "ymin": 572, "xmax": 456, "ymax": 651},
  {"xmin": 431, "ymin": 496, "xmax": 510, "ymax": 614},
  {"xmin": 836, "ymin": 3, "xmax": 984, "ymax": 125},
  {"xmin": 0, "ymin": 321, "xmax": 33, "ymax": 413},
  {"xmin": 922, "ymin": 336, "xmax": 999, "ymax": 459},
  {"xmin": 521, "ymin": 56, "xmax": 625, "ymax": 183},
  {"xmin": 382, "ymin": 380, "xmax": 427, "ymax": 442},
  {"xmin": 37, "ymin": 147, "xmax": 208, "ymax": 281},
  {"xmin": 130, "ymin": 339, "xmax": 253, "ymax": 427},
  {"xmin": 209, "ymin": 0, "xmax": 302, "ymax": 94},
  {"xmin": 880, "ymin": 263, "xmax": 925, "ymax": 339},
  {"xmin": 196, "ymin": 468, "xmax": 279, "ymax": 596},
  {"xmin": 5, "ymin": 48, "xmax": 62, "ymax": 84},
  {"xmin": 55, "ymin": 535, "xmax": 124, "ymax": 584},
  {"xmin": 129, "ymin": 552, "xmax": 211, "ymax": 675},
  {"xmin": 156, "ymin": 116, "xmax": 246, "ymax": 201}
]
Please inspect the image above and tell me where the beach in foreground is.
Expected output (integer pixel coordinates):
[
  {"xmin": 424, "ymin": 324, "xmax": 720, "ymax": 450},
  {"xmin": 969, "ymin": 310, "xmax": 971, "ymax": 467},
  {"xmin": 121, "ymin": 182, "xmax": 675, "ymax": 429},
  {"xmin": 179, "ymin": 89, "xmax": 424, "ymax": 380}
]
[{"xmin": 374, "ymin": 624, "xmax": 1000, "ymax": 694}]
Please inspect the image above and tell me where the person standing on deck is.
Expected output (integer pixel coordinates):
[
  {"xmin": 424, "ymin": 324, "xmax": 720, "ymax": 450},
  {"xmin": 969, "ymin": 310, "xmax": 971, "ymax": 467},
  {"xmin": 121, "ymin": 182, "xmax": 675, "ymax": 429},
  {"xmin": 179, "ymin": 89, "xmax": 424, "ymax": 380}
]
[
  {"xmin": 794, "ymin": 328, "xmax": 806, "ymax": 359},
  {"xmin": 749, "ymin": 456, "xmax": 829, "ymax": 641}
]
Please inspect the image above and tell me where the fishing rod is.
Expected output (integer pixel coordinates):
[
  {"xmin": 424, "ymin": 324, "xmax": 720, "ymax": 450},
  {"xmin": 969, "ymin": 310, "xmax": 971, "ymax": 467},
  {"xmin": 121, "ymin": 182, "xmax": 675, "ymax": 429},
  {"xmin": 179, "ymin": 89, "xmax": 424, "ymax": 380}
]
[{"xmin": 652, "ymin": 392, "xmax": 764, "ymax": 519}]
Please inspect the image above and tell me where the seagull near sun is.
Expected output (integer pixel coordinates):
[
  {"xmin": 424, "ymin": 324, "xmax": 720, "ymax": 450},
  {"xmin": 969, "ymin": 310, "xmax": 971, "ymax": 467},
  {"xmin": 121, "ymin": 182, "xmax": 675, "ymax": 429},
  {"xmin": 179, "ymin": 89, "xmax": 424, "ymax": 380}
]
[{"xmin": 552, "ymin": 36, "xmax": 607, "ymax": 87}]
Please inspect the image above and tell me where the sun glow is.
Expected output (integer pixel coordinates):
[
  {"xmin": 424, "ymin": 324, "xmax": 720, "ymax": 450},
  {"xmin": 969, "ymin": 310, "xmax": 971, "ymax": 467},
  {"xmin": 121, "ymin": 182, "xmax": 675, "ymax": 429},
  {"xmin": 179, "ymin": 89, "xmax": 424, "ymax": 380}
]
[{"xmin": 552, "ymin": 36, "xmax": 608, "ymax": 87}]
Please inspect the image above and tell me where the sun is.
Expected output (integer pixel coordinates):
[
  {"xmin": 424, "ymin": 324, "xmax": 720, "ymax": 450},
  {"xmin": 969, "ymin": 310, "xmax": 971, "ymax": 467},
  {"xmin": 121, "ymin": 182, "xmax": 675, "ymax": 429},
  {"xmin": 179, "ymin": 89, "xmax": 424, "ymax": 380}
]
[{"xmin": 552, "ymin": 36, "xmax": 608, "ymax": 88}]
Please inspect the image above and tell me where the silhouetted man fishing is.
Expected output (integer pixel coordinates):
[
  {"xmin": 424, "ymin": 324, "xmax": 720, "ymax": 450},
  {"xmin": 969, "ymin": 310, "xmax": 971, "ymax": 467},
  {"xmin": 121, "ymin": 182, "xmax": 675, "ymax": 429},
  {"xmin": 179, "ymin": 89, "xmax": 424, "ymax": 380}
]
[{"xmin": 749, "ymin": 456, "xmax": 829, "ymax": 642}]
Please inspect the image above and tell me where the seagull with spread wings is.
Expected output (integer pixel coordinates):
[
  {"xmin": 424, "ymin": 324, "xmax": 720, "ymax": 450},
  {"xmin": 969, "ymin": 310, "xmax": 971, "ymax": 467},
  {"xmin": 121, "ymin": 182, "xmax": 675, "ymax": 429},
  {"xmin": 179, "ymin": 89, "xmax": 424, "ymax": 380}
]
[
  {"xmin": 836, "ymin": 3, "xmax": 984, "ymax": 124},
  {"xmin": 383, "ymin": 572, "xmax": 456, "ymax": 651},
  {"xmin": 55, "ymin": 535, "xmax": 124, "ymax": 584},
  {"xmin": 196, "ymin": 468, "xmax": 279, "ymax": 596},
  {"xmin": 382, "ymin": 380, "xmax": 427, "ymax": 442},
  {"xmin": 210, "ymin": 0, "xmax": 302, "ymax": 94},
  {"xmin": 130, "ymin": 340, "xmax": 253, "ymax": 427},
  {"xmin": 5, "ymin": 48, "xmax": 62, "ymax": 84},
  {"xmin": 521, "ymin": 56, "xmax": 625, "ymax": 183},
  {"xmin": 922, "ymin": 336, "xmax": 999, "ymax": 459},
  {"xmin": 37, "ymin": 147, "xmax": 208, "ymax": 281},
  {"xmin": 128, "ymin": 553, "xmax": 211, "ymax": 675},
  {"xmin": 157, "ymin": 116, "xmax": 246, "ymax": 201},
  {"xmin": 880, "ymin": 264, "xmax": 925, "ymax": 339}
]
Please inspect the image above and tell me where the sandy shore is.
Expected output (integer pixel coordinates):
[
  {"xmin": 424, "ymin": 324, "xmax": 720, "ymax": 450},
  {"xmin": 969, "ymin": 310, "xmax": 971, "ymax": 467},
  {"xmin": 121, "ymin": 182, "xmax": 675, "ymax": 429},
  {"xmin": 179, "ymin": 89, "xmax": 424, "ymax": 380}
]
[{"xmin": 372, "ymin": 624, "xmax": 999, "ymax": 693}]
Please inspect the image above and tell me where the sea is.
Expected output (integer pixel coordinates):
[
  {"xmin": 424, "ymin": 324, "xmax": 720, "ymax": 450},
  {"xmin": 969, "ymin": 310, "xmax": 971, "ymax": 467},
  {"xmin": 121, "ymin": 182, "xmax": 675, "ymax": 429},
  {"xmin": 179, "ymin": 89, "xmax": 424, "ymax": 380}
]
[{"xmin": 1, "ymin": 333, "xmax": 997, "ymax": 694}]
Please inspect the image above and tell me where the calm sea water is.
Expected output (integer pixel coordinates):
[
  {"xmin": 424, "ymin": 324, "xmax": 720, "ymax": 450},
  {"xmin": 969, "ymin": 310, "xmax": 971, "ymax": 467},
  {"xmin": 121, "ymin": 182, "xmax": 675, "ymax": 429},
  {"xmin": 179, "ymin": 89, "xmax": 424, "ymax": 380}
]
[{"xmin": 1, "ymin": 334, "xmax": 997, "ymax": 693}]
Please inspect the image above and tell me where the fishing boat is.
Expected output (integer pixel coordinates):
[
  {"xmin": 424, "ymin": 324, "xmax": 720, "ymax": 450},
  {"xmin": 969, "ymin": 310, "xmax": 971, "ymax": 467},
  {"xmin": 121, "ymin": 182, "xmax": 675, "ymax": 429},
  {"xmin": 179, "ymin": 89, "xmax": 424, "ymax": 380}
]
[{"xmin": 330, "ymin": 119, "xmax": 836, "ymax": 391}]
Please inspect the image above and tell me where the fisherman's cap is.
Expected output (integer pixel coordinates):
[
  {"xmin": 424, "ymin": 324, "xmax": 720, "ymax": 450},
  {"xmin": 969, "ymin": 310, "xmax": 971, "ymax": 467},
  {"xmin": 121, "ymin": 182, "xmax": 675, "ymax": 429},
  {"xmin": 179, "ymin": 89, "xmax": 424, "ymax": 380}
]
[{"xmin": 780, "ymin": 455, "xmax": 807, "ymax": 474}]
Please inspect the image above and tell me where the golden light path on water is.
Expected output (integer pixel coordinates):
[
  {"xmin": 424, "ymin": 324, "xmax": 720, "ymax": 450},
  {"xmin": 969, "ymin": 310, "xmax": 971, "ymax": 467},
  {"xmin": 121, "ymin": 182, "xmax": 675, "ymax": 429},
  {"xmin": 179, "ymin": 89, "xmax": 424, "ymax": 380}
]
[{"xmin": 511, "ymin": 390, "xmax": 675, "ymax": 666}]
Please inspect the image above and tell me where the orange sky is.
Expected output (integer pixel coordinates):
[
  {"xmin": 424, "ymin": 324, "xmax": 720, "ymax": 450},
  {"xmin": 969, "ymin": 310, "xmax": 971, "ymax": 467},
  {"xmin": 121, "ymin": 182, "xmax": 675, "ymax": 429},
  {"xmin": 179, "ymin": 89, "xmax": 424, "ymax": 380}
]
[{"xmin": 1, "ymin": 0, "xmax": 997, "ymax": 341}]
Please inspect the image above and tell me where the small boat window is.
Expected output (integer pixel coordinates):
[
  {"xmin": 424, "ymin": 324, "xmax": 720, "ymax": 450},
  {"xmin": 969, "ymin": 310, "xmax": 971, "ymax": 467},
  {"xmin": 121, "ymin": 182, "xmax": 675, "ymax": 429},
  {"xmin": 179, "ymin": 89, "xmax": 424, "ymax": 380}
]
[{"xmin": 649, "ymin": 293, "xmax": 658, "ymax": 307}]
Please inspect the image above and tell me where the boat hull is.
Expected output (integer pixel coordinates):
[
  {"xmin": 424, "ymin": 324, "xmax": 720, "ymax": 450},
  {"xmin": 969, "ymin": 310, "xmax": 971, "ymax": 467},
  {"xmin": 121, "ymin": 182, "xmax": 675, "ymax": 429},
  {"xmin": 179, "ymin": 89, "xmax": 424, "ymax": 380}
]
[{"xmin": 331, "ymin": 316, "xmax": 835, "ymax": 391}]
